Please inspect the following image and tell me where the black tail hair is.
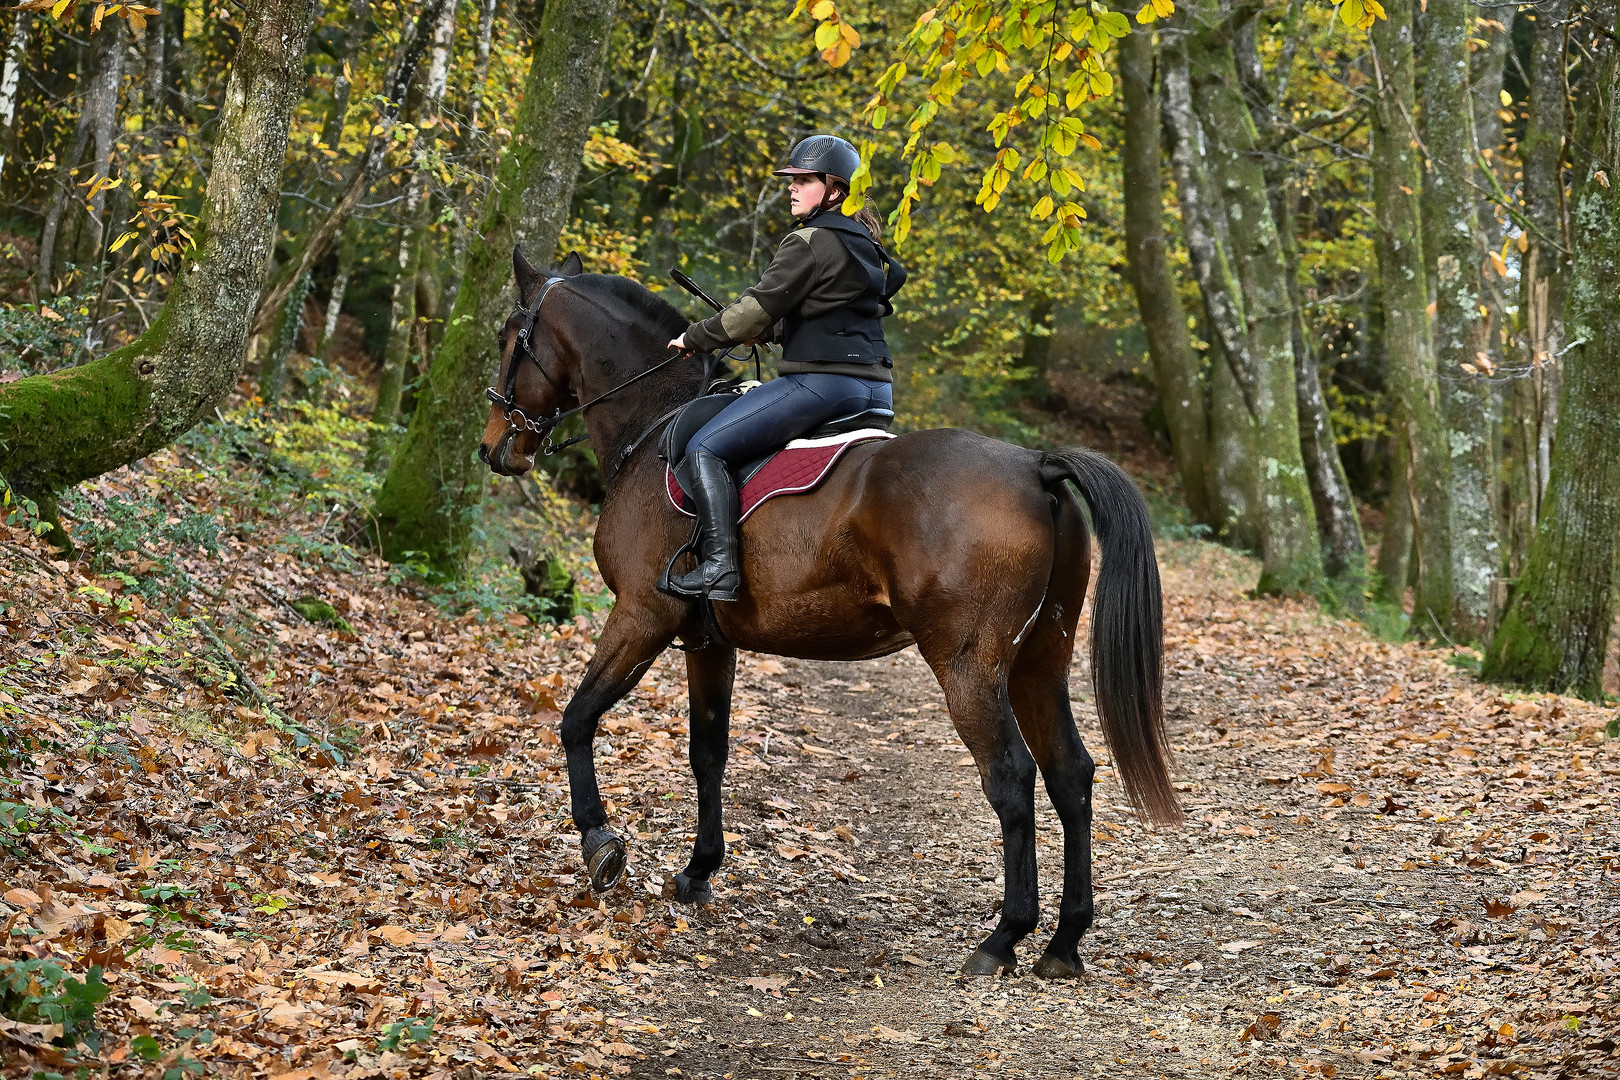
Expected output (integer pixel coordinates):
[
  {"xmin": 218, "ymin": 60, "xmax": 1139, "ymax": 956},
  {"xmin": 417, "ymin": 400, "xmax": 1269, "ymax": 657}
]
[{"xmin": 1039, "ymin": 447, "xmax": 1182, "ymax": 826}]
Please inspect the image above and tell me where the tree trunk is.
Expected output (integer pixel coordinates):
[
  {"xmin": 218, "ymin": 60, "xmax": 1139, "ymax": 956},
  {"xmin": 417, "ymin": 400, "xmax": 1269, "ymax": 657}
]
[
  {"xmin": 1228, "ymin": 17, "xmax": 1366, "ymax": 592},
  {"xmin": 1374, "ymin": 434, "xmax": 1415, "ymax": 608},
  {"xmin": 1421, "ymin": 0, "xmax": 1500, "ymax": 641},
  {"xmin": 369, "ymin": 0, "xmax": 456, "ymax": 463},
  {"xmin": 38, "ymin": 19, "xmax": 124, "ymax": 288},
  {"xmin": 1485, "ymin": 28, "xmax": 1620, "ymax": 698},
  {"xmin": 1369, "ymin": 0, "xmax": 1454, "ymax": 637},
  {"xmin": 1512, "ymin": 0, "xmax": 1570, "ymax": 570},
  {"xmin": 1118, "ymin": 27, "xmax": 1213, "ymax": 528},
  {"xmin": 1161, "ymin": 42, "xmax": 1259, "ymax": 548},
  {"xmin": 317, "ymin": 221, "xmax": 360, "ymax": 363},
  {"xmin": 319, "ymin": 0, "xmax": 373, "ymax": 150},
  {"xmin": 371, "ymin": 0, "xmax": 618, "ymax": 576},
  {"xmin": 0, "ymin": 12, "xmax": 31, "ymax": 182},
  {"xmin": 466, "ymin": 0, "xmax": 499, "ymax": 138},
  {"xmin": 161, "ymin": 0, "xmax": 184, "ymax": 119},
  {"xmin": 1178, "ymin": 3, "xmax": 1323, "ymax": 596},
  {"xmin": 0, "ymin": 0, "xmax": 321, "ymax": 501},
  {"xmin": 1017, "ymin": 296, "xmax": 1056, "ymax": 406},
  {"xmin": 250, "ymin": 0, "xmax": 449, "ymax": 342}
]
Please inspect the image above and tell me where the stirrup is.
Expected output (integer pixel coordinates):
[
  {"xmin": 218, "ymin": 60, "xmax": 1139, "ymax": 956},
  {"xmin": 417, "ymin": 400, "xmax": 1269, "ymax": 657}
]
[{"xmin": 657, "ymin": 537, "xmax": 701, "ymax": 599}]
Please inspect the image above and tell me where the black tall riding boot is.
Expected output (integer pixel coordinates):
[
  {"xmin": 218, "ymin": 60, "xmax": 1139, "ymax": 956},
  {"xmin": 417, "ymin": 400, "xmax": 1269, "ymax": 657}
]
[{"xmin": 667, "ymin": 450, "xmax": 743, "ymax": 601}]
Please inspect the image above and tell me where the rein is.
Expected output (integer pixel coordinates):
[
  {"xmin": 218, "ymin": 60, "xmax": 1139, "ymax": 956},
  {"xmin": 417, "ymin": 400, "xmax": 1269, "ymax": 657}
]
[
  {"xmin": 484, "ymin": 275, "xmax": 759, "ymax": 479},
  {"xmin": 484, "ymin": 275, "xmax": 694, "ymax": 458}
]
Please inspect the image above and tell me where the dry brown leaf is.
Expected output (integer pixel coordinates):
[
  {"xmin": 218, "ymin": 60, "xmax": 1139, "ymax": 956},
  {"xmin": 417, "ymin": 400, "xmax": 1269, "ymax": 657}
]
[{"xmin": 377, "ymin": 925, "xmax": 418, "ymax": 946}]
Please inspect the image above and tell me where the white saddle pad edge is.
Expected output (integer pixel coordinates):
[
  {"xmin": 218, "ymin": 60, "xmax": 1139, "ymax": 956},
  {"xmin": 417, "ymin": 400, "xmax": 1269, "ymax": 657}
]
[{"xmin": 783, "ymin": 428, "xmax": 896, "ymax": 450}]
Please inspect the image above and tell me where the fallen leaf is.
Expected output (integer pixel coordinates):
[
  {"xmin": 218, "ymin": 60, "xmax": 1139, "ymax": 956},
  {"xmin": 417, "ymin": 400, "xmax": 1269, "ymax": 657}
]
[
  {"xmin": 264, "ymin": 1000, "xmax": 310, "ymax": 1028},
  {"xmin": 377, "ymin": 925, "xmax": 418, "ymax": 946},
  {"xmin": 1240, "ymin": 1013, "xmax": 1282, "ymax": 1042},
  {"xmin": 775, "ymin": 844, "xmax": 810, "ymax": 860}
]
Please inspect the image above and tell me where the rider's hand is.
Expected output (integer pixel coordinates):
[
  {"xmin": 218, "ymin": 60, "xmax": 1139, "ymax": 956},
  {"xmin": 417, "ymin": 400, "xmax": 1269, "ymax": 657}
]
[{"xmin": 668, "ymin": 333, "xmax": 687, "ymax": 352}]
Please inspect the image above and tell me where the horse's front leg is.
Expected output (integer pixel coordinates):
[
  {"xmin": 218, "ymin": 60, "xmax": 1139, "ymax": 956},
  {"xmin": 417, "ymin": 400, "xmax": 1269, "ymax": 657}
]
[
  {"xmin": 560, "ymin": 607, "xmax": 671, "ymax": 892},
  {"xmin": 666, "ymin": 642, "xmax": 736, "ymax": 906}
]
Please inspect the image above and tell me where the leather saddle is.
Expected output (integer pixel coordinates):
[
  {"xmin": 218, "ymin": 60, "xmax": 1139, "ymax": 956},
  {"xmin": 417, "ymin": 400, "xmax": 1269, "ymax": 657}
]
[{"xmin": 660, "ymin": 390, "xmax": 894, "ymax": 489}]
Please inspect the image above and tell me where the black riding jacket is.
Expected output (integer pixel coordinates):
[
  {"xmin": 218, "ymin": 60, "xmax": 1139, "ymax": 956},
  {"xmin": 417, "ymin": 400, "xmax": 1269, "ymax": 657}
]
[{"xmin": 683, "ymin": 208, "xmax": 907, "ymax": 381}]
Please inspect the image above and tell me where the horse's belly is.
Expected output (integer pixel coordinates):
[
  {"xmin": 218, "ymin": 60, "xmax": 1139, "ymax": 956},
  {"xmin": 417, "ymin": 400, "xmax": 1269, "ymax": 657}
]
[{"xmin": 718, "ymin": 594, "xmax": 913, "ymax": 661}]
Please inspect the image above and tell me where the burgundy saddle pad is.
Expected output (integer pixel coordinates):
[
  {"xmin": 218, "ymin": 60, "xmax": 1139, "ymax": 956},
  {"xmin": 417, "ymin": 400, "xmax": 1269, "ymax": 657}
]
[{"xmin": 665, "ymin": 429, "xmax": 893, "ymax": 524}]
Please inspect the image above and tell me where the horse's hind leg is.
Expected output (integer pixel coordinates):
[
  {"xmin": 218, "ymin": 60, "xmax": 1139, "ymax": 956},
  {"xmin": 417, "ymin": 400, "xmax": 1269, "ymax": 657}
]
[
  {"xmin": 1009, "ymin": 626, "xmax": 1096, "ymax": 979},
  {"xmin": 923, "ymin": 646, "xmax": 1041, "ymax": 975},
  {"xmin": 666, "ymin": 642, "xmax": 736, "ymax": 906},
  {"xmin": 560, "ymin": 605, "xmax": 671, "ymax": 892}
]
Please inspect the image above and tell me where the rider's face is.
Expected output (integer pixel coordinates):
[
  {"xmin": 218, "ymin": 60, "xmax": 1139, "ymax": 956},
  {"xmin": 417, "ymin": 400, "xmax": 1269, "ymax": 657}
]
[{"xmin": 788, "ymin": 174, "xmax": 834, "ymax": 218}]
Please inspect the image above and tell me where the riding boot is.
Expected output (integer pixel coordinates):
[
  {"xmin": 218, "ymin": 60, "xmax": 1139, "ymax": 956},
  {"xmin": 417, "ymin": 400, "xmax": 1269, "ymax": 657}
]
[{"xmin": 667, "ymin": 450, "xmax": 743, "ymax": 601}]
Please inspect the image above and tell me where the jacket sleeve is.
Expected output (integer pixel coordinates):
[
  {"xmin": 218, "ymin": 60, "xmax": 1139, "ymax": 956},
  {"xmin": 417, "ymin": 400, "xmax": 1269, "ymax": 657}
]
[{"xmin": 684, "ymin": 233, "xmax": 819, "ymax": 352}]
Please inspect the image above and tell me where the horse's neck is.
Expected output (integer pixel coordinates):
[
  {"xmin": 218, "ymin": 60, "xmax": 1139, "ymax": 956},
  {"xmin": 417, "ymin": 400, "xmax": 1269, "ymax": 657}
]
[{"xmin": 577, "ymin": 345, "xmax": 706, "ymax": 480}]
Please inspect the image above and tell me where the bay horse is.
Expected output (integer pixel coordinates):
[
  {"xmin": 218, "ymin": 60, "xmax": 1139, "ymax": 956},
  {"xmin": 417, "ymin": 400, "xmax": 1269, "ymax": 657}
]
[{"xmin": 478, "ymin": 250, "xmax": 1181, "ymax": 977}]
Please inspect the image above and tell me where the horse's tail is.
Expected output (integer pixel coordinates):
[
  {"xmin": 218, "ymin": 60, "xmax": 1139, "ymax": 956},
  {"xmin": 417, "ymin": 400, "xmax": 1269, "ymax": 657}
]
[{"xmin": 1038, "ymin": 447, "xmax": 1182, "ymax": 826}]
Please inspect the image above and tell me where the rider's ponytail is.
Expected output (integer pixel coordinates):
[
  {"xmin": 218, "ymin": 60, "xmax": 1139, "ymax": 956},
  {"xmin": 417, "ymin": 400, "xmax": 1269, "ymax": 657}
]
[
  {"xmin": 852, "ymin": 203, "xmax": 884, "ymax": 243},
  {"xmin": 824, "ymin": 179, "xmax": 884, "ymax": 243}
]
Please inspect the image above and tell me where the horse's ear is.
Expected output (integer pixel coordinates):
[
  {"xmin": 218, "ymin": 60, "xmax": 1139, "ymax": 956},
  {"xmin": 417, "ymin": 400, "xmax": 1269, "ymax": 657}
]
[
  {"xmin": 513, "ymin": 244, "xmax": 543, "ymax": 300},
  {"xmin": 559, "ymin": 250, "xmax": 584, "ymax": 277}
]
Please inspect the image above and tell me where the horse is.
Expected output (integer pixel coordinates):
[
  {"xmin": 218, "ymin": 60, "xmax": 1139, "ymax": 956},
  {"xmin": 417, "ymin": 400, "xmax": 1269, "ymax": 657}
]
[{"xmin": 478, "ymin": 249, "xmax": 1181, "ymax": 977}]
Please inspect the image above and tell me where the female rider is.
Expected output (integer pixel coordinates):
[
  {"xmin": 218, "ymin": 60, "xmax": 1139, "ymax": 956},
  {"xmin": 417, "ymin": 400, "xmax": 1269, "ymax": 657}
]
[{"xmin": 663, "ymin": 134, "xmax": 907, "ymax": 603}]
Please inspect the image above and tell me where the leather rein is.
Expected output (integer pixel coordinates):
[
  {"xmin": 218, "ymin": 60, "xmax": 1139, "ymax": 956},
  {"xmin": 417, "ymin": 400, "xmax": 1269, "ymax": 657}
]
[
  {"xmin": 483, "ymin": 275, "xmax": 742, "ymax": 481},
  {"xmin": 484, "ymin": 275, "xmax": 695, "ymax": 465}
]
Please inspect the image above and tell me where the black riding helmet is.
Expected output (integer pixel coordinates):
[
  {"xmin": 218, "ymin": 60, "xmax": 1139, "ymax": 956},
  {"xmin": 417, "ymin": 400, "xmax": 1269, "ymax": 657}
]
[{"xmin": 773, "ymin": 134, "xmax": 861, "ymax": 189}]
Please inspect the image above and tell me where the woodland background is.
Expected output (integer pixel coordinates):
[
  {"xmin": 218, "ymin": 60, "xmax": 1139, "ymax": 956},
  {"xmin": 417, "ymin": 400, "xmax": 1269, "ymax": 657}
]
[{"xmin": 0, "ymin": 0, "xmax": 1617, "ymax": 1076}]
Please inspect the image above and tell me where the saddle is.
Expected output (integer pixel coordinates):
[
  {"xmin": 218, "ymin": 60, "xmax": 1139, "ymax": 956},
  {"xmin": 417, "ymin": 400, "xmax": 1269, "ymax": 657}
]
[
  {"xmin": 659, "ymin": 390, "xmax": 895, "ymax": 490},
  {"xmin": 657, "ymin": 392, "xmax": 894, "ymax": 601}
]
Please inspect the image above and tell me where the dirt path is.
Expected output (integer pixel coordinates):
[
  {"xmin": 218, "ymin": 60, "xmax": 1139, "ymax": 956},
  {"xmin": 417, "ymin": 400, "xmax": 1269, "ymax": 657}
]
[
  {"xmin": 600, "ymin": 545, "xmax": 1618, "ymax": 1080},
  {"xmin": 4, "ymin": 486, "xmax": 1616, "ymax": 1080}
]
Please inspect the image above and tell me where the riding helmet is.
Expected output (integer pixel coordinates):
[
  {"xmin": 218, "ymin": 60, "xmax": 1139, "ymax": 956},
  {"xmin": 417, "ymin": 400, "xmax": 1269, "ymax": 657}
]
[{"xmin": 773, "ymin": 134, "xmax": 861, "ymax": 188}]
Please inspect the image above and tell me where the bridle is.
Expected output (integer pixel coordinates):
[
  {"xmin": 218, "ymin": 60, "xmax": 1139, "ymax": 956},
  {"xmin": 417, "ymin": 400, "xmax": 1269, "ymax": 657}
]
[
  {"xmin": 484, "ymin": 276, "xmax": 581, "ymax": 450},
  {"xmin": 483, "ymin": 276, "xmax": 718, "ymax": 467},
  {"xmin": 484, "ymin": 273, "xmax": 764, "ymax": 480}
]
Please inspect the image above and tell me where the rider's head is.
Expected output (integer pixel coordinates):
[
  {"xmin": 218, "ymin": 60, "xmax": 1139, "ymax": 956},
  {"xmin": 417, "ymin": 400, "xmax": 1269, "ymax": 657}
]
[{"xmin": 774, "ymin": 134, "xmax": 882, "ymax": 240}]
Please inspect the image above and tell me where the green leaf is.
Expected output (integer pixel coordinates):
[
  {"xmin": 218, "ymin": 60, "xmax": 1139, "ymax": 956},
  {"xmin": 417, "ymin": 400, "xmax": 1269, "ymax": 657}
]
[{"xmin": 1098, "ymin": 10, "xmax": 1131, "ymax": 36}]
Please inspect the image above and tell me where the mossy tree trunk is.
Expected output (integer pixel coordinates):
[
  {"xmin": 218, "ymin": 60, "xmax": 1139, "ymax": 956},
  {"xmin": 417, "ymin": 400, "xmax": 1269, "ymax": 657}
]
[
  {"xmin": 1484, "ymin": 24, "xmax": 1620, "ymax": 699},
  {"xmin": 1118, "ymin": 27, "xmax": 1214, "ymax": 529},
  {"xmin": 1510, "ymin": 0, "xmax": 1571, "ymax": 574},
  {"xmin": 0, "ymin": 0, "xmax": 320, "ymax": 503},
  {"xmin": 1369, "ymin": 0, "xmax": 1454, "ymax": 636},
  {"xmin": 1162, "ymin": 40, "xmax": 1259, "ymax": 549},
  {"xmin": 1175, "ymin": 2, "xmax": 1324, "ymax": 596},
  {"xmin": 370, "ymin": 0, "xmax": 618, "ymax": 577},
  {"xmin": 1421, "ymin": 0, "xmax": 1500, "ymax": 641},
  {"xmin": 367, "ymin": 0, "xmax": 457, "ymax": 470}
]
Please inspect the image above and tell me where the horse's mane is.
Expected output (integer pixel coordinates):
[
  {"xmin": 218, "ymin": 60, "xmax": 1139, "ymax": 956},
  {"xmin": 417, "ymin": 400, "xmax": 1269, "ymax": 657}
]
[{"xmin": 568, "ymin": 273, "xmax": 690, "ymax": 338}]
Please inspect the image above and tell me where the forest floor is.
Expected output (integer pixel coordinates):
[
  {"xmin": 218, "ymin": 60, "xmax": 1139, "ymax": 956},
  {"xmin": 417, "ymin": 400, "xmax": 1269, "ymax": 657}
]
[{"xmin": 1, "ymin": 418, "xmax": 1618, "ymax": 1080}]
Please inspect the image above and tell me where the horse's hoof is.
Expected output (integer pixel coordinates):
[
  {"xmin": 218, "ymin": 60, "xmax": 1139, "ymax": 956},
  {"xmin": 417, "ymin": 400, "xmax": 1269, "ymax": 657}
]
[
  {"xmin": 662, "ymin": 873, "xmax": 713, "ymax": 906},
  {"xmin": 582, "ymin": 828, "xmax": 627, "ymax": 892},
  {"xmin": 1032, "ymin": 952, "xmax": 1084, "ymax": 979},
  {"xmin": 960, "ymin": 947, "xmax": 1015, "ymax": 977}
]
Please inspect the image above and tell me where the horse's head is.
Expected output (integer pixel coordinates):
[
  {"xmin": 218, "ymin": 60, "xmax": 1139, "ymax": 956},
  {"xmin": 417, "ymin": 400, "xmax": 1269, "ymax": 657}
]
[{"xmin": 478, "ymin": 247, "xmax": 586, "ymax": 476}]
